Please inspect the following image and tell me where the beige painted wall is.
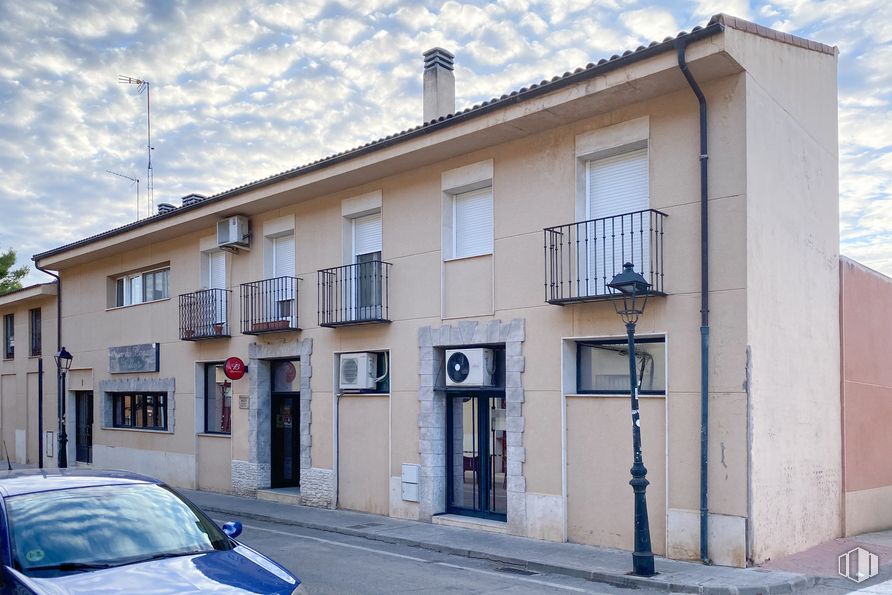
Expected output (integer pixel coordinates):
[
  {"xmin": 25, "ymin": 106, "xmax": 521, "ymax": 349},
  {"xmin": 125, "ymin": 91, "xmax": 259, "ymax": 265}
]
[
  {"xmin": 0, "ymin": 292, "xmax": 58, "ymax": 466},
  {"xmin": 731, "ymin": 28, "xmax": 842, "ymax": 562},
  {"xmin": 337, "ymin": 395, "xmax": 389, "ymax": 515}
]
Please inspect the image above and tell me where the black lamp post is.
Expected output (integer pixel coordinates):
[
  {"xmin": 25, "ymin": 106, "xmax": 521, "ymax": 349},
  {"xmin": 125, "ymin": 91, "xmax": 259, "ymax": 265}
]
[
  {"xmin": 54, "ymin": 346, "xmax": 73, "ymax": 469},
  {"xmin": 607, "ymin": 262, "xmax": 655, "ymax": 577}
]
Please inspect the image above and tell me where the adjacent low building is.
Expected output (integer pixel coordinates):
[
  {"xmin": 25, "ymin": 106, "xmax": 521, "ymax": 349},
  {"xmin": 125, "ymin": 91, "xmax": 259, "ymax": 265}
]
[{"xmin": 19, "ymin": 14, "xmax": 850, "ymax": 567}]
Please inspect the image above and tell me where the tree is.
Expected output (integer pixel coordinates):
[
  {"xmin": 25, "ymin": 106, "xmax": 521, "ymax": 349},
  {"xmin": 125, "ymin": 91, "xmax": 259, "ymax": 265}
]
[{"xmin": 0, "ymin": 249, "xmax": 28, "ymax": 295}]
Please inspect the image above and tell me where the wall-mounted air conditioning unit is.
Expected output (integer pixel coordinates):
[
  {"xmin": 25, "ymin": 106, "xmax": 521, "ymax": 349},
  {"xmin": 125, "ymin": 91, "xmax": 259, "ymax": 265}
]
[
  {"xmin": 339, "ymin": 352, "xmax": 378, "ymax": 391},
  {"xmin": 445, "ymin": 348, "xmax": 495, "ymax": 387},
  {"xmin": 217, "ymin": 216, "xmax": 250, "ymax": 249}
]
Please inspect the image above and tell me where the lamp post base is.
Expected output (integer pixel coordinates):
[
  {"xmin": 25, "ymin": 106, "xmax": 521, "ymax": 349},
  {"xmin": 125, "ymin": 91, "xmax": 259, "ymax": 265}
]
[{"xmin": 632, "ymin": 552, "xmax": 656, "ymax": 577}]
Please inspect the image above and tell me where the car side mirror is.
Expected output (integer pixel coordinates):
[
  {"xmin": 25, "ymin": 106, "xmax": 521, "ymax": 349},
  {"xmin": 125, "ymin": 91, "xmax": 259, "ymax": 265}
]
[{"xmin": 221, "ymin": 521, "xmax": 242, "ymax": 538}]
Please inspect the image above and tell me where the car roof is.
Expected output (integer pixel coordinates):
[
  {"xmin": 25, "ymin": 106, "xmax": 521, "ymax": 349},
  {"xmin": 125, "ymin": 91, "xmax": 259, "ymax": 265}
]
[{"xmin": 0, "ymin": 469, "xmax": 161, "ymax": 497}]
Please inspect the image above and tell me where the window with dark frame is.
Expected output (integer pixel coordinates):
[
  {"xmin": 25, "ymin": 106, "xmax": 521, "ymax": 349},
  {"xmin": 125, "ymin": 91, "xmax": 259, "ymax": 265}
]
[
  {"xmin": 112, "ymin": 392, "xmax": 168, "ymax": 430},
  {"xmin": 576, "ymin": 337, "xmax": 666, "ymax": 395},
  {"xmin": 112, "ymin": 267, "xmax": 170, "ymax": 307},
  {"xmin": 204, "ymin": 363, "xmax": 231, "ymax": 434},
  {"xmin": 3, "ymin": 314, "xmax": 13, "ymax": 359},
  {"xmin": 29, "ymin": 308, "xmax": 41, "ymax": 357}
]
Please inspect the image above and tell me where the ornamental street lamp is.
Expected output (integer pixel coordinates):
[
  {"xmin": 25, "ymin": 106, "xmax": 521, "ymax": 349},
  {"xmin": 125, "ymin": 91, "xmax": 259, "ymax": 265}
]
[
  {"xmin": 54, "ymin": 347, "xmax": 73, "ymax": 469},
  {"xmin": 607, "ymin": 262, "xmax": 655, "ymax": 577}
]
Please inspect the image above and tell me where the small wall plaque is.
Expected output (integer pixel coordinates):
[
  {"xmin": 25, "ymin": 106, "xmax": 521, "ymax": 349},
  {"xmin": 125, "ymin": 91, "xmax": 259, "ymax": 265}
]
[
  {"xmin": 109, "ymin": 343, "xmax": 160, "ymax": 374},
  {"xmin": 238, "ymin": 395, "xmax": 250, "ymax": 410}
]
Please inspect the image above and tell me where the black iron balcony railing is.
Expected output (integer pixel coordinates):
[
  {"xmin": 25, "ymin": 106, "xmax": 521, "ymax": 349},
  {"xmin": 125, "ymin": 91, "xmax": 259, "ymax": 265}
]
[
  {"xmin": 240, "ymin": 276, "xmax": 300, "ymax": 335},
  {"xmin": 544, "ymin": 209, "xmax": 667, "ymax": 305},
  {"xmin": 318, "ymin": 261, "xmax": 392, "ymax": 327},
  {"xmin": 179, "ymin": 288, "xmax": 231, "ymax": 340}
]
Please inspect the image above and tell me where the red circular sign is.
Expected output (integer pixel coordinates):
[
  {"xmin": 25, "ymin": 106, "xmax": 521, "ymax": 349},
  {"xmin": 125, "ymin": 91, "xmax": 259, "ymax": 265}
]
[{"xmin": 224, "ymin": 357, "xmax": 247, "ymax": 380}]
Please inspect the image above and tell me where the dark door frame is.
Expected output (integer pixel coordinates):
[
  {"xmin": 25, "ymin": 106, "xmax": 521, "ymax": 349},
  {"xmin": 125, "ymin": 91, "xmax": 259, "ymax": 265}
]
[
  {"xmin": 270, "ymin": 391, "xmax": 300, "ymax": 488},
  {"xmin": 445, "ymin": 388, "xmax": 507, "ymax": 521},
  {"xmin": 74, "ymin": 391, "xmax": 93, "ymax": 464}
]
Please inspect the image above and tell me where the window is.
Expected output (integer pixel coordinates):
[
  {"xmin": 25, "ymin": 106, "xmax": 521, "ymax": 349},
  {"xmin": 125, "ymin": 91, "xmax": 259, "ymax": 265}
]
[
  {"xmin": 352, "ymin": 213, "xmax": 383, "ymax": 320},
  {"xmin": 114, "ymin": 267, "xmax": 170, "ymax": 307},
  {"xmin": 204, "ymin": 363, "xmax": 231, "ymax": 434},
  {"xmin": 112, "ymin": 392, "xmax": 168, "ymax": 430},
  {"xmin": 577, "ymin": 337, "xmax": 665, "ymax": 394},
  {"xmin": 3, "ymin": 314, "xmax": 13, "ymax": 359},
  {"xmin": 29, "ymin": 308, "xmax": 40, "ymax": 357},
  {"xmin": 451, "ymin": 187, "xmax": 493, "ymax": 259}
]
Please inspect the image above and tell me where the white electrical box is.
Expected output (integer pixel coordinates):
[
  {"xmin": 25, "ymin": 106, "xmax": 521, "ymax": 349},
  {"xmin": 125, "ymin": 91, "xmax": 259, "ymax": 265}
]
[
  {"xmin": 401, "ymin": 464, "xmax": 420, "ymax": 502},
  {"xmin": 444, "ymin": 348, "xmax": 495, "ymax": 387},
  {"xmin": 339, "ymin": 352, "xmax": 378, "ymax": 391}
]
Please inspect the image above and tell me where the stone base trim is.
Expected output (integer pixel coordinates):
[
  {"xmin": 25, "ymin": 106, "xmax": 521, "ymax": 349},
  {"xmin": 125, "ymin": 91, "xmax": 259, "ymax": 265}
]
[
  {"xmin": 300, "ymin": 467, "xmax": 335, "ymax": 508},
  {"xmin": 231, "ymin": 459, "xmax": 271, "ymax": 496}
]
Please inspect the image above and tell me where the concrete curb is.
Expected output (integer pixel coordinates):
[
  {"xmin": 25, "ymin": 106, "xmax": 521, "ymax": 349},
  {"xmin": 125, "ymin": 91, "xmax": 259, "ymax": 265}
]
[{"xmin": 200, "ymin": 503, "xmax": 817, "ymax": 594}]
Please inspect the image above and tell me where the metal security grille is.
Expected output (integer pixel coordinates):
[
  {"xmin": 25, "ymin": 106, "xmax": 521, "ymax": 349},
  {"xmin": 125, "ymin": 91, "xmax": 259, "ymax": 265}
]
[
  {"xmin": 178, "ymin": 288, "xmax": 231, "ymax": 340},
  {"xmin": 317, "ymin": 260, "xmax": 392, "ymax": 327},
  {"xmin": 543, "ymin": 209, "xmax": 667, "ymax": 304},
  {"xmin": 29, "ymin": 308, "xmax": 41, "ymax": 357},
  {"xmin": 240, "ymin": 276, "xmax": 300, "ymax": 334}
]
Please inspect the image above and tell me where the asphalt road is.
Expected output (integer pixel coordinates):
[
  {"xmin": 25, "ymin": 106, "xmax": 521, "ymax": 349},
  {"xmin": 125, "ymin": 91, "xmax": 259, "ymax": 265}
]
[{"xmin": 223, "ymin": 515, "xmax": 663, "ymax": 594}]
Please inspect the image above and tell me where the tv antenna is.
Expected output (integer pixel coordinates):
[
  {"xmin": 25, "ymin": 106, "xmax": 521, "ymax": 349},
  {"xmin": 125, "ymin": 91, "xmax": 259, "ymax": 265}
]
[
  {"xmin": 118, "ymin": 75, "xmax": 154, "ymax": 214},
  {"xmin": 106, "ymin": 170, "xmax": 140, "ymax": 219}
]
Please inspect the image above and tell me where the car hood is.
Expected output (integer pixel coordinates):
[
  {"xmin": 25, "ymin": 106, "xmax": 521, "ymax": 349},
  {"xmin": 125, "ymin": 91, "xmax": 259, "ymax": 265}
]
[{"xmin": 14, "ymin": 545, "xmax": 298, "ymax": 594}]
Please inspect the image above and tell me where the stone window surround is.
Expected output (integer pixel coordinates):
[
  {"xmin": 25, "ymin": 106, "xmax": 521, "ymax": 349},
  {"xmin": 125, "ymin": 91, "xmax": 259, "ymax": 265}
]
[
  {"xmin": 98, "ymin": 377, "xmax": 176, "ymax": 433},
  {"xmin": 418, "ymin": 318, "xmax": 526, "ymax": 535},
  {"xmin": 232, "ymin": 338, "xmax": 333, "ymax": 508}
]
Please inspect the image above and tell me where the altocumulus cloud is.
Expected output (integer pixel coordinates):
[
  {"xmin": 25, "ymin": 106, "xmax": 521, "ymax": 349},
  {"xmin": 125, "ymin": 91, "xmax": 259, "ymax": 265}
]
[{"xmin": 0, "ymin": 0, "xmax": 890, "ymax": 281}]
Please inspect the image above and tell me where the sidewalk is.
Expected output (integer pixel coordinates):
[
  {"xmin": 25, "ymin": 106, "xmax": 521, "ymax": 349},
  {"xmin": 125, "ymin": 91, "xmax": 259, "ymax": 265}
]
[{"xmin": 182, "ymin": 488, "xmax": 814, "ymax": 594}]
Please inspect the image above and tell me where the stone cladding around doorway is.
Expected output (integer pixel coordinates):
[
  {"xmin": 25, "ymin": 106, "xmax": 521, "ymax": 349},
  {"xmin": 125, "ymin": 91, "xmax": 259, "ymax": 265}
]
[
  {"xmin": 232, "ymin": 338, "xmax": 333, "ymax": 507},
  {"xmin": 417, "ymin": 319, "xmax": 527, "ymax": 535}
]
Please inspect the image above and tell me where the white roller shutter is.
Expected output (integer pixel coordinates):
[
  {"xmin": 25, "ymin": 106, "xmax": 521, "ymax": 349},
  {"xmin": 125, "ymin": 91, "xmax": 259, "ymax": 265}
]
[
  {"xmin": 209, "ymin": 251, "xmax": 226, "ymax": 289},
  {"xmin": 586, "ymin": 148, "xmax": 648, "ymax": 219},
  {"xmin": 584, "ymin": 148, "xmax": 650, "ymax": 293},
  {"xmin": 454, "ymin": 187, "xmax": 493, "ymax": 258},
  {"xmin": 353, "ymin": 212, "xmax": 382, "ymax": 257},
  {"xmin": 273, "ymin": 234, "xmax": 295, "ymax": 277}
]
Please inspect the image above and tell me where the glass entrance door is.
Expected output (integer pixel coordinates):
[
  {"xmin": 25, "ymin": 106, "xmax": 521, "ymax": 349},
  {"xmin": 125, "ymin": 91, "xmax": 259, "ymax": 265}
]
[
  {"xmin": 446, "ymin": 392, "xmax": 507, "ymax": 520},
  {"xmin": 75, "ymin": 391, "xmax": 93, "ymax": 464},
  {"xmin": 271, "ymin": 394, "xmax": 299, "ymax": 488}
]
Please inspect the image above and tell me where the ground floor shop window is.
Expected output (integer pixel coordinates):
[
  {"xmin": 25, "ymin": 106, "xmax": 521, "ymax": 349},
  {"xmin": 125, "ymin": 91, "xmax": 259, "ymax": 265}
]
[
  {"xmin": 576, "ymin": 337, "xmax": 666, "ymax": 394},
  {"xmin": 204, "ymin": 363, "xmax": 231, "ymax": 434},
  {"xmin": 112, "ymin": 392, "xmax": 167, "ymax": 430},
  {"xmin": 446, "ymin": 391, "xmax": 507, "ymax": 521}
]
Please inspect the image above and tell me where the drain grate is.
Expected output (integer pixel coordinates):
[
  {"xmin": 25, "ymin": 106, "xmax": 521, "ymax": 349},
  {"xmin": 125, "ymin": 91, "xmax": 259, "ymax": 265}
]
[
  {"xmin": 346, "ymin": 522, "xmax": 384, "ymax": 530},
  {"xmin": 497, "ymin": 566, "xmax": 538, "ymax": 576}
]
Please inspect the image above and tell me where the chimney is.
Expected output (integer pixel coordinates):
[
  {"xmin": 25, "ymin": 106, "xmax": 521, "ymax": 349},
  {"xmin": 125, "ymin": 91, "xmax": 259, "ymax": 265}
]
[
  {"xmin": 423, "ymin": 47, "xmax": 455, "ymax": 123},
  {"xmin": 181, "ymin": 193, "xmax": 207, "ymax": 207},
  {"xmin": 157, "ymin": 203, "xmax": 176, "ymax": 215}
]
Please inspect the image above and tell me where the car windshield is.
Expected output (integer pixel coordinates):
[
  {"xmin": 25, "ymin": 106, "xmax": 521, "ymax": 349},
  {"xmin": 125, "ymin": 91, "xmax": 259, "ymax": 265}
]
[{"xmin": 5, "ymin": 483, "xmax": 232, "ymax": 575}]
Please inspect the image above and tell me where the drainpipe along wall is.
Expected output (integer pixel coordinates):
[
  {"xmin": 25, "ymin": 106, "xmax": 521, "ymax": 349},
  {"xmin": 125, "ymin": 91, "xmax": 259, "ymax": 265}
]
[{"xmin": 676, "ymin": 37, "xmax": 713, "ymax": 565}]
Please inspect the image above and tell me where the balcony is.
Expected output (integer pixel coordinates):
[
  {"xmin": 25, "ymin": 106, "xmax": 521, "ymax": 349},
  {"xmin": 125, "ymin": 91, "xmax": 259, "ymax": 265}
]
[
  {"xmin": 318, "ymin": 261, "xmax": 392, "ymax": 327},
  {"xmin": 179, "ymin": 288, "xmax": 231, "ymax": 340},
  {"xmin": 240, "ymin": 276, "xmax": 300, "ymax": 335},
  {"xmin": 544, "ymin": 209, "xmax": 667, "ymax": 305}
]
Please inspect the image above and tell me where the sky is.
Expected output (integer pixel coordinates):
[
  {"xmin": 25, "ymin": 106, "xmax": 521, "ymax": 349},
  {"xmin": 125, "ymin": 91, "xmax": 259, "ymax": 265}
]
[{"xmin": 0, "ymin": 0, "xmax": 890, "ymax": 285}]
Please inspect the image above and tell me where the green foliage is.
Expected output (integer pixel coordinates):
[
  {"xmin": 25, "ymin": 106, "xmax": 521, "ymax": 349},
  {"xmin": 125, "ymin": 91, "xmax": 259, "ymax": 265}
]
[{"xmin": 0, "ymin": 248, "xmax": 28, "ymax": 296}]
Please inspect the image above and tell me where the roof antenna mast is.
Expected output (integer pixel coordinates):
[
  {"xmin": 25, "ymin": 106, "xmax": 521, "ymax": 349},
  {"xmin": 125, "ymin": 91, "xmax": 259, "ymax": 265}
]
[
  {"xmin": 106, "ymin": 170, "xmax": 140, "ymax": 219},
  {"xmin": 117, "ymin": 75, "xmax": 154, "ymax": 215}
]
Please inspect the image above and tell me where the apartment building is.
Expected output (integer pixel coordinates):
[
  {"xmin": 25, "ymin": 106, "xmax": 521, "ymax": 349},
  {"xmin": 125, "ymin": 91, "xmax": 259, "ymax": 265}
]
[
  {"xmin": 0, "ymin": 283, "xmax": 58, "ymax": 466},
  {"xmin": 28, "ymin": 15, "xmax": 842, "ymax": 567}
]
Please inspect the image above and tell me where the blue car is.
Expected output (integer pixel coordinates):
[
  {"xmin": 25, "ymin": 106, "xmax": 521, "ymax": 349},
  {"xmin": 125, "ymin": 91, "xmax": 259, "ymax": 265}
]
[{"xmin": 0, "ymin": 469, "xmax": 304, "ymax": 594}]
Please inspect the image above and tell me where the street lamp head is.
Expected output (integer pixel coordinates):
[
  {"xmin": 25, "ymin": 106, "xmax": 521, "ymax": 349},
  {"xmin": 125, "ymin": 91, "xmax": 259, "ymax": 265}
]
[
  {"xmin": 607, "ymin": 262, "xmax": 651, "ymax": 325},
  {"xmin": 54, "ymin": 346, "xmax": 73, "ymax": 373}
]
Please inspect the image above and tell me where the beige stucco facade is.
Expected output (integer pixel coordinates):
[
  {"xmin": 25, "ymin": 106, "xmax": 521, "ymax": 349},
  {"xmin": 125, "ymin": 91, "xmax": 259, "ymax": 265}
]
[
  {"xmin": 0, "ymin": 284, "xmax": 58, "ymax": 467},
  {"xmin": 24, "ymin": 16, "xmax": 842, "ymax": 567}
]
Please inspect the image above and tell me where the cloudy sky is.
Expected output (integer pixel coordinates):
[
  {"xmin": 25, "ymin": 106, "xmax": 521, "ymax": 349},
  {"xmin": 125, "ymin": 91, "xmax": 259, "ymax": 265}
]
[{"xmin": 1, "ymin": 0, "xmax": 890, "ymax": 284}]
